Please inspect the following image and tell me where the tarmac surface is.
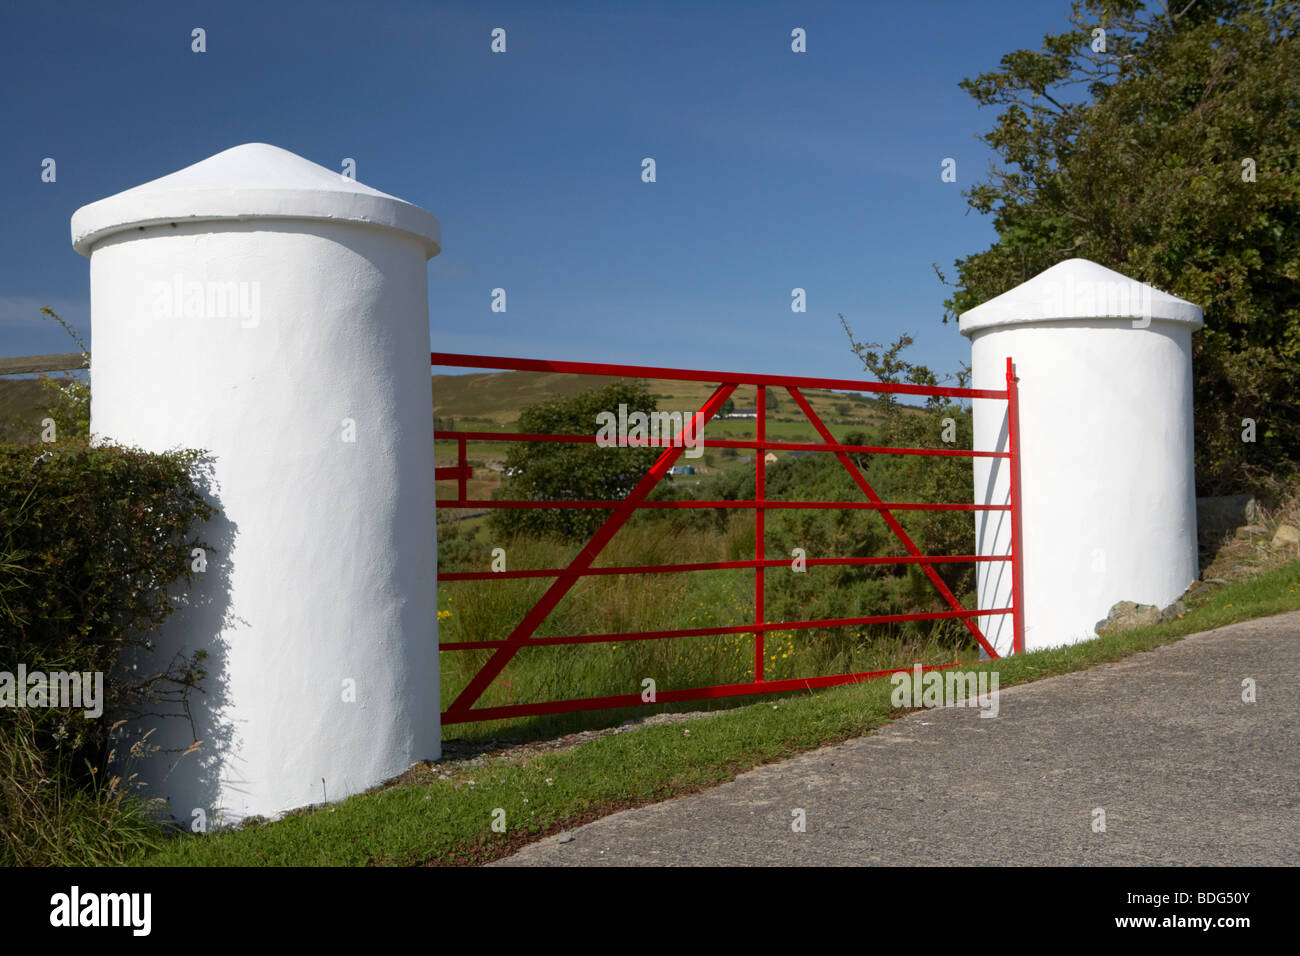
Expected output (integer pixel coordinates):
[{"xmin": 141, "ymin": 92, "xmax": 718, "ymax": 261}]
[{"xmin": 494, "ymin": 611, "xmax": 1300, "ymax": 866}]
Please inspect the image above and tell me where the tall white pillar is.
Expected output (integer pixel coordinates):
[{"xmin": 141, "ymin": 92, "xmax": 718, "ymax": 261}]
[
  {"xmin": 71, "ymin": 143, "xmax": 442, "ymax": 823},
  {"xmin": 960, "ymin": 259, "xmax": 1202, "ymax": 654}
]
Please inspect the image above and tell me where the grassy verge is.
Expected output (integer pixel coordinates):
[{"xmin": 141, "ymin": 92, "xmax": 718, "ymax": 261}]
[{"xmin": 134, "ymin": 559, "xmax": 1300, "ymax": 866}]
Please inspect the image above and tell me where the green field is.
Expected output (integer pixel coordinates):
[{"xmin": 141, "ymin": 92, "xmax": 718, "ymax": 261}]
[{"xmin": 433, "ymin": 369, "xmax": 923, "ymax": 511}]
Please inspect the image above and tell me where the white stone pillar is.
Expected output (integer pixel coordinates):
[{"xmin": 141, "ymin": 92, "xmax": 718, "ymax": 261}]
[
  {"xmin": 71, "ymin": 144, "xmax": 442, "ymax": 824},
  {"xmin": 960, "ymin": 259, "xmax": 1202, "ymax": 654}
]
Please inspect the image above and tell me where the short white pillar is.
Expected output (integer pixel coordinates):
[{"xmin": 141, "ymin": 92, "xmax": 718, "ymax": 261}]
[
  {"xmin": 71, "ymin": 144, "xmax": 442, "ymax": 823},
  {"xmin": 960, "ymin": 259, "xmax": 1202, "ymax": 653}
]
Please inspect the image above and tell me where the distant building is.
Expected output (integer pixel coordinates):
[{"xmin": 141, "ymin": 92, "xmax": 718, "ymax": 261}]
[{"xmin": 763, "ymin": 450, "xmax": 813, "ymax": 465}]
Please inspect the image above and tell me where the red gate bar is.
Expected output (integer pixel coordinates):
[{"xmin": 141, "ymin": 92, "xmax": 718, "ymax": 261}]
[
  {"xmin": 440, "ymin": 553, "xmax": 1011, "ymax": 582},
  {"xmin": 432, "ymin": 351, "xmax": 1023, "ymax": 723},
  {"xmin": 433, "ymin": 429, "xmax": 1009, "ymax": 458},
  {"xmin": 445, "ymin": 663, "xmax": 963, "ymax": 725},
  {"xmin": 442, "ymin": 554, "xmax": 1012, "ymax": 582},
  {"xmin": 441, "ymin": 607, "xmax": 1015, "ymax": 650},
  {"xmin": 434, "ymin": 352, "xmax": 1007, "ymax": 399}
]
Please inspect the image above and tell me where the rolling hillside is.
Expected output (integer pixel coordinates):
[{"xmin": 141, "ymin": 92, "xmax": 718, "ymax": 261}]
[
  {"xmin": 432, "ymin": 368, "xmax": 930, "ymax": 507},
  {"xmin": 430, "ymin": 368, "xmax": 884, "ymax": 429},
  {"xmin": 2, "ymin": 366, "xmax": 924, "ymax": 482},
  {"xmin": 0, "ymin": 378, "xmax": 60, "ymax": 444}
]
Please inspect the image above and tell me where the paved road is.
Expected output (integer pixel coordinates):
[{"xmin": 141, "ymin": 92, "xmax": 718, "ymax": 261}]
[{"xmin": 495, "ymin": 611, "xmax": 1300, "ymax": 866}]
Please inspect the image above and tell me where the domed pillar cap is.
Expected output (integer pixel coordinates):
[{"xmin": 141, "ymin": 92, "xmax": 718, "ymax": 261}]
[
  {"xmin": 958, "ymin": 258, "xmax": 1202, "ymax": 335},
  {"xmin": 71, "ymin": 143, "xmax": 440, "ymax": 259}
]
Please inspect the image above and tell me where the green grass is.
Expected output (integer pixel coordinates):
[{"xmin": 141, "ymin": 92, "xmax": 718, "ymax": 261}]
[
  {"xmin": 434, "ymin": 519, "xmax": 979, "ymax": 743},
  {"xmin": 133, "ymin": 559, "xmax": 1300, "ymax": 867},
  {"xmin": 1, "ymin": 714, "xmax": 169, "ymax": 866}
]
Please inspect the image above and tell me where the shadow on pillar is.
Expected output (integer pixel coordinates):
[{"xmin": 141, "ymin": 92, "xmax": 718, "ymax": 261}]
[
  {"xmin": 976, "ymin": 410, "xmax": 1011, "ymax": 660},
  {"xmin": 110, "ymin": 452, "xmax": 238, "ymax": 829}
]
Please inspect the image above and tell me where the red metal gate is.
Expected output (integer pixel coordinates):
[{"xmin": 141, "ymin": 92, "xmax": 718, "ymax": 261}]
[{"xmin": 432, "ymin": 352, "xmax": 1025, "ymax": 725}]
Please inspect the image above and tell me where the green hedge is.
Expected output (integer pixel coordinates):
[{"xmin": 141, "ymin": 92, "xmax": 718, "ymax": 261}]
[{"xmin": 0, "ymin": 438, "xmax": 214, "ymax": 864}]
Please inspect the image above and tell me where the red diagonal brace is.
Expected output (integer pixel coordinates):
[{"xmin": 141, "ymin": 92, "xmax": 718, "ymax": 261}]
[
  {"xmin": 445, "ymin": 382, "xmax": 739, "ymax": 714},
  {"xmin": 785, "ymin": 387, "xmax": 998, "ymax": 659}
]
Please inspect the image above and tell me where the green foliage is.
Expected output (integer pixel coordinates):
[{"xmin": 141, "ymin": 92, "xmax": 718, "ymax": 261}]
[
  {"xmin": 0, "ymin": 438, "xmax": 215, "ymax": 864},
  {"xmin": 30, "ymin": 306, "xmax": 91, "ymax": 442},
  {"xmin": 945, "ymin": 0, "xmax": 1300, "ymax": 492},
  {"xmin": 841, "ymin": 320, "xmax": 975, "ymax": 589},
  {"xmin": 489, "ymin": 380, "xmax": 664, "ymax": 542},
  {"xmin": 35, "ymin": 307, "xmax": 91, "ymax": 442},
  {"xmin": 37, "ymin": 373, "xmax": 90, "ymax": 443},
  {"xmin": 702, "ymin": 323, "xmax": 977, "ymax": 648}
]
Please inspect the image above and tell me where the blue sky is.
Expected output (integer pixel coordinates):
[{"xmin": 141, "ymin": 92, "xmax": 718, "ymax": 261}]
[{"xmin": 1, "ymin": 0, "xmax": 1077, "ymax": 382}]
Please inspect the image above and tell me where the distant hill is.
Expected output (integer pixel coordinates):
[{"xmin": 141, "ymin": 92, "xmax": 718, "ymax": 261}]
[
  {"xmin": 0, "ymin": 378, "xmax": 54, "ymax": 444},
  {"xmin": 2, "ymin": 366, "xmax": 915, "ymax": 450},
  {"xmin": 431, "ymin": 368, "xmax": 891, "ymax": 430},
  {"xmin": 431, "ymin": 370, "xmax": 620, "ymax": 425},
  {"xmin": 428, "ymin": 368, "xmax": 936, "ymax": 513}
]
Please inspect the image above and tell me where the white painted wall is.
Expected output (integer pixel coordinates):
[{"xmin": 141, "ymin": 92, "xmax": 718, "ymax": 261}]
[
  {"xmin": 961, "ymin": 259, "xmax": 1202, "ymax": 654},
  {"xmin": 71, "ymin": 144, "xmax": 442, "ymax": 824}
]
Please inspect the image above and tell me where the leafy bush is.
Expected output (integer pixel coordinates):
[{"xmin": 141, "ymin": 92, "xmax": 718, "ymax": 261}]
[
  {"xmin": 0, "ymin": 438, "xmax": 214, "ymax": 864},
  {"xmin": 36, "ymin": 306, "xmax": 91, "ymax": 443},
  {"xmin": 944, "ymin": 0, "xmax": 1300, "ymax": 493},
  {"xmin": 489, "ymin": 380, "xmax": 668, "ymax": 542}
]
